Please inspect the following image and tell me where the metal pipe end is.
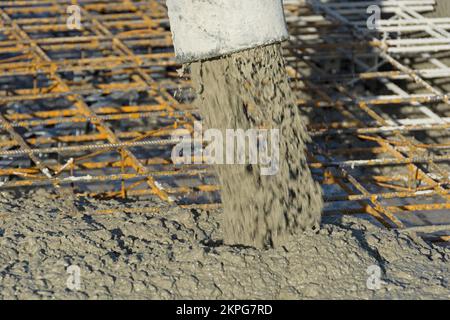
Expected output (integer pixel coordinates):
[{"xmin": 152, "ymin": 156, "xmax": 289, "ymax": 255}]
[{"xmin": 166, "ymin": 0, "xmax": 289, "ymax": 64}]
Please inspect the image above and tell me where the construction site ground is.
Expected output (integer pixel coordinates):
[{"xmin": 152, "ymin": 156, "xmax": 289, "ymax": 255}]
[
  {"xmin": 0, "ymin": 0, "xmax": 449, "ymax": 299},
  {"xmin": 0, "ymin": 189, "xmax": 448, "ymax": 299}
]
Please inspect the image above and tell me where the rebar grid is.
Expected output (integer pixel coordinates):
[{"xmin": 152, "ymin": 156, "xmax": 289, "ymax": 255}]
[
  {"xmin": 286, "ymin": 0, "xmax": 450, "ymax": 241},
  {"xmin": 0, "ymin": 0, "xmax": 449, "ymax": 242}
]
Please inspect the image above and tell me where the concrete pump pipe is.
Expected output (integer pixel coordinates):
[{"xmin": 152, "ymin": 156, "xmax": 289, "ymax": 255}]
[{"xmin": 166, "ymin": 0, "xmax": 289, "ymax": 63}]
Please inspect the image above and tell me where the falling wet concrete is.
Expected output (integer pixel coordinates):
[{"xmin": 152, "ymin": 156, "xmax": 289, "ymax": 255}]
[
  {"xmin": 190, "ymin": 44, "xmax": 323, "ymax": 248},
  {"xmin": 429, "ymin": 0, "xmax": 450, "ymax": 18},
  {"xmin": 0, "ymin": 189, "xmax": 448, "ymax": 299}
]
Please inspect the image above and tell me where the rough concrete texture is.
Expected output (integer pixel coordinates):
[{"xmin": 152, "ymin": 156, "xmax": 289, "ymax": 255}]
[
  {"xmin": 190, "ymin": 44, "xmax": 323, "ymax": 248},
  {"xmin": 0, "ymin": 189, "xmax": 448, "ymax": 299}
]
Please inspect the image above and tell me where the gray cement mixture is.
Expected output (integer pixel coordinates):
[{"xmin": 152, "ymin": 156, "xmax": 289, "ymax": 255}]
[
  {"xmin": 190, "ymin": 44, "xmax": 323, "ymax": 248},
  {"xmin": 0, "ymin": 189, "xmax": 449, "ymax": 299},
  {"xmin": 429, "ymin": 0, "xmax": 450, "ymax": 18}
]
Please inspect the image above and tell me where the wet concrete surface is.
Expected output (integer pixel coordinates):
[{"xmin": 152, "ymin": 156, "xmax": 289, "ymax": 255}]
[{"xmin": 0, "ymin": 189, "xmax": 448, "ymax": 299}]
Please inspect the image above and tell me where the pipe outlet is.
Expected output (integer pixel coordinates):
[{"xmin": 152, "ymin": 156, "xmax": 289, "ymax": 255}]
[{"xmin": 166, "ymin": 0, "xmax": 289, "ymax": 63}]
